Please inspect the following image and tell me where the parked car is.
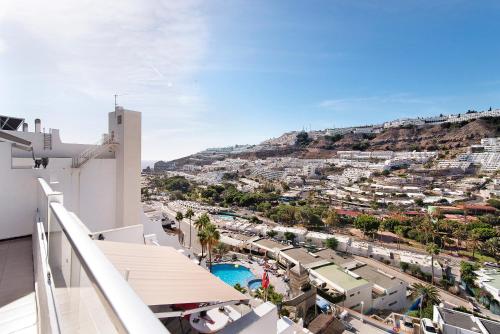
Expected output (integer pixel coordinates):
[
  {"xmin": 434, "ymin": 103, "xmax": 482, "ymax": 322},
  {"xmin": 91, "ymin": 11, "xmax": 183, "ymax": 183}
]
[{"xmin": 420, "ymin": 318, "xmax": 437, "ymax": 334}]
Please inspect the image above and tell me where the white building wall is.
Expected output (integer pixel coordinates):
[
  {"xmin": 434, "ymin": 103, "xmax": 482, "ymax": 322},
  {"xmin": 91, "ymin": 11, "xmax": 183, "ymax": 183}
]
[
  {"xmin": 109, "ymin": 108, "xmax": 141, "ymax": 228},
  {"xmin": 371, "ymin": 283, "xmax": 408, "ymax": 311}
]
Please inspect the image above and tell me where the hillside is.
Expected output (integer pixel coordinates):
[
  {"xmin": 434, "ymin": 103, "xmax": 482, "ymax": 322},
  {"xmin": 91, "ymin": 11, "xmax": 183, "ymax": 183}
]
[
  {"xmin": 297, "ymin": 117, "xmax": 500, "ymax": 158},
  {"xmin": 163, "ymin": 117, "xmax": 500, "ymax": 167}
]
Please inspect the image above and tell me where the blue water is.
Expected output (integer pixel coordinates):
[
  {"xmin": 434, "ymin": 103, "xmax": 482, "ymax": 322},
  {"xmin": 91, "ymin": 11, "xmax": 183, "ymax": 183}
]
[
  {"xmin": 216, "ymin": 214, "xmax": 237, "ymax": 221},
  {"xmin": 212, "ymin": 264, "xmax": 255, "ymax": 287},
  {"xmin": 248, "ymin": 279, "xmax": 262, "ymax": 290}
]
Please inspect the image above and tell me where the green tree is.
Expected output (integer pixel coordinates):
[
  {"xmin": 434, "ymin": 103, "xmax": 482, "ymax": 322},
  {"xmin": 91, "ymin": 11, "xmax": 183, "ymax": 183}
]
[
  {"xmin": 324, "ymin": 209, "xmax": 340, "ymax": 231},
  {"xmin": 185, "ymin": 208, "xmax": 195, "ymax": 248},
  {"xmin": 175, "ymin": 211, "xmax": 184, "ymax": 231},
  {"xmin": 255, "ymin": 285, "xmax": 283, "ymax": 305},
  {"xmin": 194, "ymin": 213, "xmax": 211, "ymax": 231},
  {"xmin": 460, "ymin": 261, "xmax": 478, "ymax": 286},
  {"xmin": 197, "ymin": 229, "xmax": 208, "ymax": 258},
  {"xmin": 266, "ymin": 230, "xmax": 278, "ymax": 238},
  {"xmin": 380, "ymin": 217, "xmax": 402, "ymax": 233},
  {"xmin": 205, "ymin": 224, "xmax": 221, "ymax": 272},
  {"xmin": 395, "ymin": 225, "xmax": 405, "ymax": 250},
  {"xmin": 453, "ymin": 224, "xmax": 468, "ymax": 250},
  {"xmin": 426, "ymin": 243, "xmax": 440, "ymax": 285},
  {"xmin": 480, "ymin": 237, "xmax": 500, "ymax": 262},
  {"xmin": 213, "ymin": 242, "xmax": 228, "ymax": 259},
  {"xmin": 295, "ymin": 131, "xmax": 311, "ymax": 146},
  {"xmin": 233, "ymin": 283, "xmax": 247, "ymax": 294},
  {"xmin": 486, "ymin": 197, "xmax": 500, "ymax": 210},
  {"xmin": 412, "ymin": 283, "xmax": 440, "ymax": 318},
  {"xmin": 284, "ymin": 232, "xmax": 296, "ymax": 243},
  {"xmin": 325, "ymin": 237, "xmax": 339, "ymax": 250},
  {"xmin": 354, "ymin": 214, "xmax": 380, "ymax": 239}
]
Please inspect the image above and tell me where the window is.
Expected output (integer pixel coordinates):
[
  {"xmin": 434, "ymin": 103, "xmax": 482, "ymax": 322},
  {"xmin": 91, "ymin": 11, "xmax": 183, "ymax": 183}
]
[
  {"xmin": 349, "ymin": 293, "xmax": 355, "ymax": 297},
  {"xmin": 117, "ymin": 115, "xmax": 122, "ymax": 124},
  {"xmin": 388, "ymin": 301, "xmax": 397, "ymax": 306},
  {"xmin": 389, "ymin": 291, "xmax": 397, "ymax": 295}
]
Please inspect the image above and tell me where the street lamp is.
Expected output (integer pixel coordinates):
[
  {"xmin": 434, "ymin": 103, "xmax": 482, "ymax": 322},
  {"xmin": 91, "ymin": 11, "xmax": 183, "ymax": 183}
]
[{"xmin": 360, "ymin": 301, "xmax": 364, "ymax": 323}]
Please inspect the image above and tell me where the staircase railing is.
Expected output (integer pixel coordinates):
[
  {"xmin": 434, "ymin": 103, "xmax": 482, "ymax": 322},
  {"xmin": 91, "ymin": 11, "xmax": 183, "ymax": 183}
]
[{"xmin": 71, "ymin": 133, "xmax": 116, "ymax": 168}]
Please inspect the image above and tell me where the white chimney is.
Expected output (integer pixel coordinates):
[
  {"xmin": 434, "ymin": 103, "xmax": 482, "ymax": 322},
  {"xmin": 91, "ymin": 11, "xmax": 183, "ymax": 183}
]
[{"xmin": 35, "ymin": 119, "xmax": 41, "ymax": 133}]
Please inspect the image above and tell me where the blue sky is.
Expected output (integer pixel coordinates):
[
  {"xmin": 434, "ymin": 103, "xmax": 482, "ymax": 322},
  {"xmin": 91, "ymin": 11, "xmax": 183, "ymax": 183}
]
[{"xmin": 1, "ymin": 0, "xmax": 500, "ymax": 160}]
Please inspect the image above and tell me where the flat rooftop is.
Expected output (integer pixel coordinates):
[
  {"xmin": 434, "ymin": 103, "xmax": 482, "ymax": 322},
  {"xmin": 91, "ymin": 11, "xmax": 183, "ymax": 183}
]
[
  {"xmin": 281, "ymin": 248, "xmax": 321, "ymax": 265},
  {"xmin": 314, "ymin": 249, "xmax": 358, "ymax": 267},
  {"xmin": 438, "ymin": 308, "xmax": 481, "ymax": 332},
  {"xmin": 313, "ymin": 264, "xmax": 368, "ymax": 291},
  {"xmin": 480, "ymin": 318, "xmax": 500, "ymax": 334},
  {"xmin": 352, "ymin": 265, "xmax": 406, "ymax": 290},
  {"xmin": 253, "ymin": 239, "xmax": 289, "ymax": 250}
]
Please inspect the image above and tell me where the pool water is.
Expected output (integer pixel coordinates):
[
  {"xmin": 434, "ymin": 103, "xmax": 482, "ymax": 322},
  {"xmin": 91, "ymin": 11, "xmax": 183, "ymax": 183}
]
[
  {"xmin": 216, "ymin": 214, "xmax": 237, "ymax": 221},
  {"xmin": 211, "ymin": 264, "xmax": 255, "ymax": 287},
  {"xmin": 247, "ymin": 279, "xmax": 262, "ymax": 290}
]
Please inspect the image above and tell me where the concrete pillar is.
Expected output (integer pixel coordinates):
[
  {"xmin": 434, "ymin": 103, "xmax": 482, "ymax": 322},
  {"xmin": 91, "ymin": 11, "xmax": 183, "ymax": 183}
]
[{"xmin": 108, "ymin": 107, "xmax": 141, "ymax": 227}]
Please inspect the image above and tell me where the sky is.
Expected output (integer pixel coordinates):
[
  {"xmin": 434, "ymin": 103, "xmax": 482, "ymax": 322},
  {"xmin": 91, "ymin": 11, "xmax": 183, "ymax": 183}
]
[{"xmin": 1, "ymin": 0, "xmax": 500, "ymax": 161}]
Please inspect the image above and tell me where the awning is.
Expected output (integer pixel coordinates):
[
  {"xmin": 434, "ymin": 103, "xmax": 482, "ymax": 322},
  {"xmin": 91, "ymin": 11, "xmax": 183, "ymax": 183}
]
[{"xmin": 96, "ymin": 240, "xmax": 249, "ymax": 307}]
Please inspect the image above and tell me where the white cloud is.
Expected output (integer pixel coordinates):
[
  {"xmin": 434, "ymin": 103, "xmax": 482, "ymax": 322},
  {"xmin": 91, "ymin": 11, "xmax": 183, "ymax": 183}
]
[
  {"xmin": 318, "ymin": 93, "xmax": 436, "ymax": 110},
  {"xmin": 0, "ymin": 0, "xmax": 209, "ymax": 155}
]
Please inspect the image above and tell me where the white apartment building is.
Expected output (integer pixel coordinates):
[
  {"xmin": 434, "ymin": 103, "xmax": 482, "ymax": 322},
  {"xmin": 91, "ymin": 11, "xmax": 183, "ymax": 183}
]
[{"xmin": 433, "ymin": 305, "xmax": 500, "ymax": 334}]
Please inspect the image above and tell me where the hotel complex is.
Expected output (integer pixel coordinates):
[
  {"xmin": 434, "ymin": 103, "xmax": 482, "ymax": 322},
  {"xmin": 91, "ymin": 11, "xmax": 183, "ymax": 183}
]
[
  {"xmin": 0, "ymin": 109, "xmax": 302, "ymax": 333},
  {"xmin": 1, "ymin": 108, "xmax": 499, "ymax": 334}
]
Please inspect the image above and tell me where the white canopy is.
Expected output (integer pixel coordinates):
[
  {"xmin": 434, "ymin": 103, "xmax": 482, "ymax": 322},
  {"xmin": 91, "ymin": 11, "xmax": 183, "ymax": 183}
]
[{"xmin": 96, "ymin": 240, "xmax": 248, "ymax": 306}]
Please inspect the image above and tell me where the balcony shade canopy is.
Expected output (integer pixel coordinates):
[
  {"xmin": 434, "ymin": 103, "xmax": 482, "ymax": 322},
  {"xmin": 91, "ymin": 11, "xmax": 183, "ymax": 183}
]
[{"xmin": 96, "ymin": 241, "xmax": 249, "ymax": 307}]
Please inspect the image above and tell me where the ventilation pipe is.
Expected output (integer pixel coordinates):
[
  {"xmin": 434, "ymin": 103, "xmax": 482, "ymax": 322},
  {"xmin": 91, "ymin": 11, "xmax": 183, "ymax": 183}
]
[
  {"xmin": 22, "ymin": 122, "xmax": 28, "ymax": 132},
  {"xmin": 35, "ymin": 119, "xmax": 41, "ymax": 133}
]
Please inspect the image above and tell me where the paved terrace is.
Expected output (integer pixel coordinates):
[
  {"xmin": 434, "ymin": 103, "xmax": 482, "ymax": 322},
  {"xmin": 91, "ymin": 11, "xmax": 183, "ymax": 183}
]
[{"xmin": 0, "ymin": 237, "xmax": 36, "ymax": 333}]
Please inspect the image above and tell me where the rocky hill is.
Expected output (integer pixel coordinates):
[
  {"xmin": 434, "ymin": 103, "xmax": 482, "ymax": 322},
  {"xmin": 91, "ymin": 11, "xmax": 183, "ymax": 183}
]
[
  {"xmin": 297, "ymin": 116, "xmax": 500, "ymax": 159},
  {"xmin": 162, "ymin": 116, "xmax": 500, "ymax": 167}
]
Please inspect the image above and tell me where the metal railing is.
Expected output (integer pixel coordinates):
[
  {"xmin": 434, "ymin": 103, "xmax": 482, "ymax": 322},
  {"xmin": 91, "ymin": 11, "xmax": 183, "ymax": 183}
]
[
  {"xmin": 71, "ymin": 133, "xmax": 116, "ymax": 168},
  {"xmin": 36, "ymin": 178, "xmax": 168, "ymax": 333}
]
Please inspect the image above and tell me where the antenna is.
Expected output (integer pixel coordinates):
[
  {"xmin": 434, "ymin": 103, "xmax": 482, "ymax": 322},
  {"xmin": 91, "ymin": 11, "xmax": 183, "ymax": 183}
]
[{"xmin": 114, "ymin": 94, "xmax": 118, "ymax": 108}]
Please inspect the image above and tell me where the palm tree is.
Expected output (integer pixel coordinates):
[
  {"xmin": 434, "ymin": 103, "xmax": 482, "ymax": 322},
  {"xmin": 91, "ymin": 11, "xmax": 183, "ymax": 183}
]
[
  {"xmin": 420, "ymin": 215, "xmax": 435, "ymax": 244},
  {"xmin": 194, "ymin": 213, "xmax": 211, "ymax": 231},
  {"xmin": 395, "ymin": 226, "xmax": 405, "ymax": 250},
  {"xmin": 213, "ymin": 242, "xmax": 229, "ymax": 259},
  {"xmin": 175, "ymin": 211, "xmax": 184, "ymax": 229},
  {"xmin": 175, "ymin": 212, "xmax": 184, "ymax": 245},
  {"xmin": 205, "ymin": 224, "xmax": 220, "ymax": 272},
  {"xmin": 468, "ymin": 230, "xmax": 481, "ymax": 259},
  {"xmin": 324, "ymin": 209, "xmax": 340, "ymax": 232},
  {"xmin": 453, "ymin": 224, "xmax": 467, "ymax": 251},
  {"xmin": 198, "ymin": 229, "xmax": 208, "ymax": 258},
  {"xmin": 426, "ymin": 243, "xmax": 440, "ymax": 285},
  {"xmin": 413, "ymin": 283, "xmax": 440, "ymax": 317},
  {"xmin": 185, "ymin": 208, "xmax": 195, "ymax": 248}
]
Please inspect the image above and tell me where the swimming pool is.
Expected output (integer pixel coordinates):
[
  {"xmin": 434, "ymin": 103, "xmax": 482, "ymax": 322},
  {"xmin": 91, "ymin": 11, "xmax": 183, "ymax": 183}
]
[
  {"xmin": 247, "ymin": 279, "xmax": 262, "ymax": 290},
  {"xmin": 211, "ymin": 264, "xmax": 256, "ymax": 287},
  {"xmin": 215, "ymin": 214, "xmax": 237, "ymax": 221}
]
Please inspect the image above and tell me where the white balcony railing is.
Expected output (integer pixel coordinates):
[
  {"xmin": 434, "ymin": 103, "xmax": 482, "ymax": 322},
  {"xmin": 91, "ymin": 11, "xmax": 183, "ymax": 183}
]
[{"xmin": 36, "ymin": 178, "xmax": 168, "ymax": 333}]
